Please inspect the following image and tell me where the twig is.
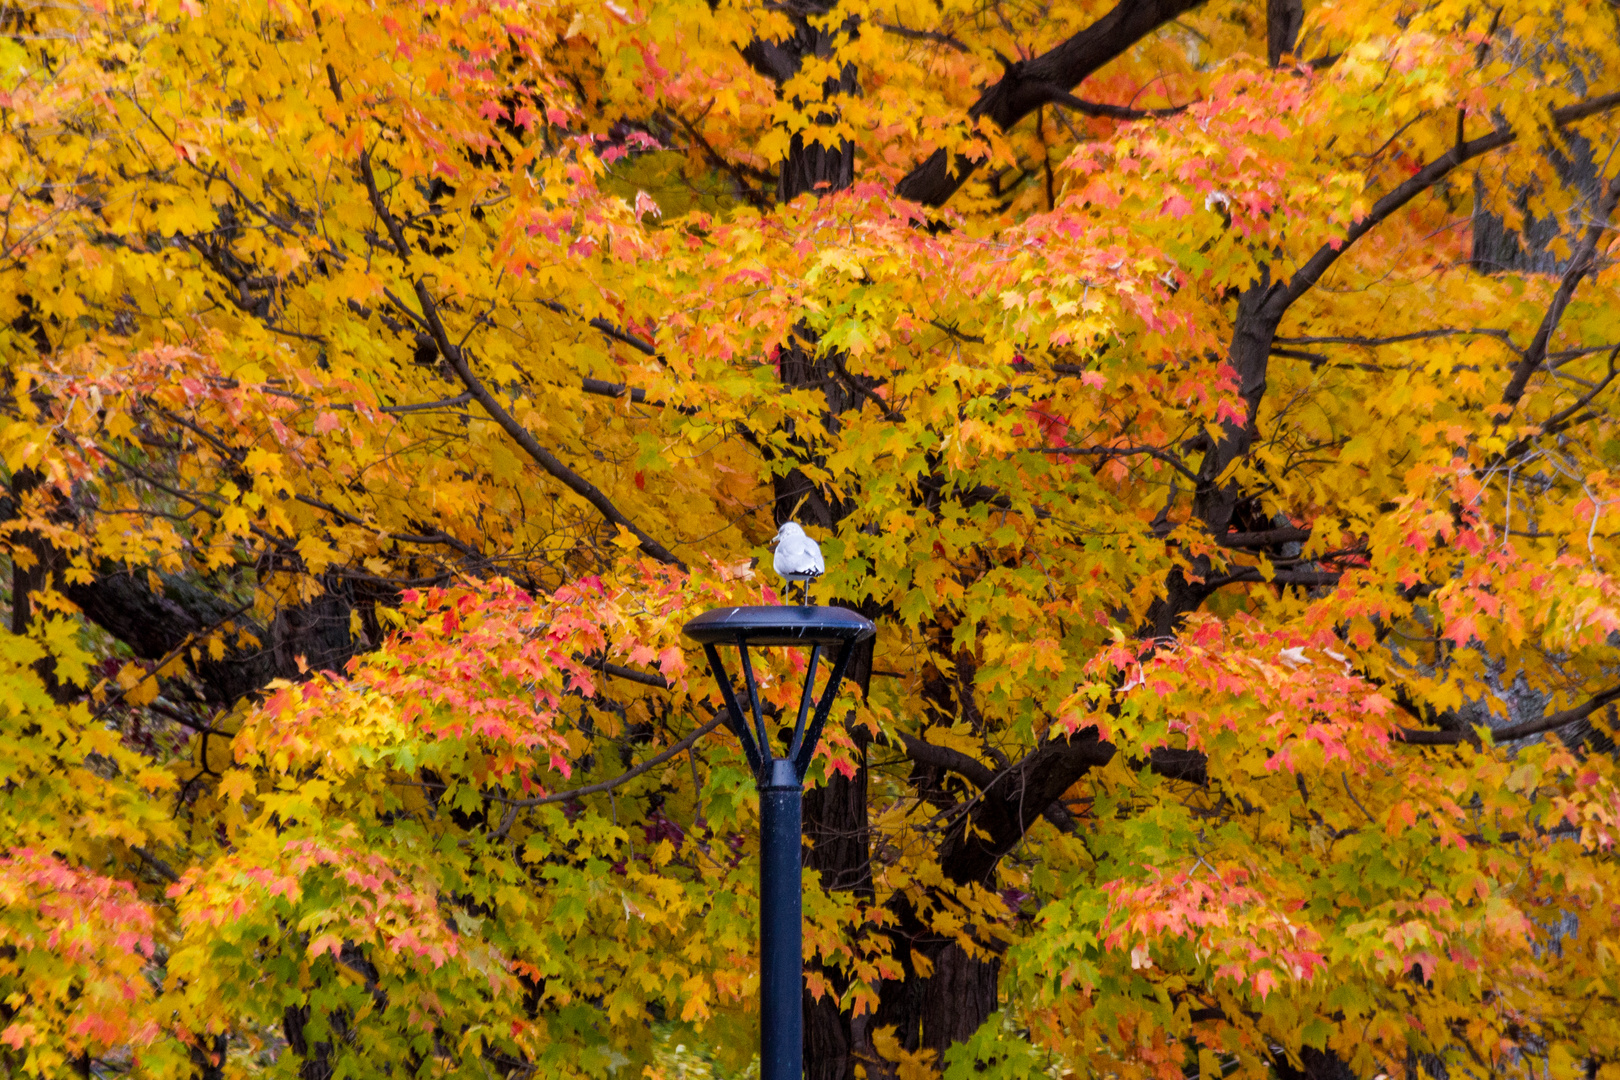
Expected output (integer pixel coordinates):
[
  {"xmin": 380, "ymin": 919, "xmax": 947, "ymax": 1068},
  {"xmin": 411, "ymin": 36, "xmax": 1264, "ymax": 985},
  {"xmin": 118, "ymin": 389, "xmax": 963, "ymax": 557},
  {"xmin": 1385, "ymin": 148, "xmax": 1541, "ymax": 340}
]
[
  {"xmin": 130, "ymin": 845, "xmax": 180, "ymax": 883},
  {"xmin": 485, "ymin": 713, "xmax": 725, "ymax": 808},
  {"xmin": 1033, "ymin": 443, "xmax": 1200, "ymax": 483}
]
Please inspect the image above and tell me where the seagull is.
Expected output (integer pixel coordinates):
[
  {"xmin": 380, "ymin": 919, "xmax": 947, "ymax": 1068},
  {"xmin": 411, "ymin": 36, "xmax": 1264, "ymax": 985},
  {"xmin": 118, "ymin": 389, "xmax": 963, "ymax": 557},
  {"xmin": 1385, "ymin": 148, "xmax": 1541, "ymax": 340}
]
[{"xmin": 771, "ymin": 522, "xmax": 824, "ymax": 605}]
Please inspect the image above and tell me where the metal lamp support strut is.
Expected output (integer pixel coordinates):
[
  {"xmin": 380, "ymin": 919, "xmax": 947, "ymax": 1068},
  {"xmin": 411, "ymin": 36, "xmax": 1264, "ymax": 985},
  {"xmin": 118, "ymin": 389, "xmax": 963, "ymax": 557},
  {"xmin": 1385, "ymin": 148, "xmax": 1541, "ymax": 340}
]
[{"xmin": 682, "ymin": 606, "xmax": 876, "ymax": 1080}]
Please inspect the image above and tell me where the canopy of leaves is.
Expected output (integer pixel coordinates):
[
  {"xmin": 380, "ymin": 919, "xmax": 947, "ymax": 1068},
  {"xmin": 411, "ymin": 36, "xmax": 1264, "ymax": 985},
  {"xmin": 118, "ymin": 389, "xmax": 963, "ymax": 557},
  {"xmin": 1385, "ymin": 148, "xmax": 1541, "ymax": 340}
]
[{"xmin": 2, "ymin": 0, "xmax": 1619, "ymax": 1077}]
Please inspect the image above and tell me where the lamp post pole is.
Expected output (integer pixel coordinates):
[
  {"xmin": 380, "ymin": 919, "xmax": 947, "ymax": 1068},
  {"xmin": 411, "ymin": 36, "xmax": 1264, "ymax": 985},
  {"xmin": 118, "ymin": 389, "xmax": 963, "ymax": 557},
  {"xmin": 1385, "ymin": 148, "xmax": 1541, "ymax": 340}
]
[
  {"xmin": 682, "ymin": 606, "xmax": 876, "ymax": 1080},
  {"xmin": 758, "ymin": 757, "xmax": 804, "ymax": 1080}
]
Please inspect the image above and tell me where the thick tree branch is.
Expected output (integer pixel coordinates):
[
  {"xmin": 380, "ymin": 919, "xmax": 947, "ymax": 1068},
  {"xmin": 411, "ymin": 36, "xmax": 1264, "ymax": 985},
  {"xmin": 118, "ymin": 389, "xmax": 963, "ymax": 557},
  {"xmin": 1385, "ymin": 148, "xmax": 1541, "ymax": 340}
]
[
  {"xmin": 1203, "ymin": 566, "xmax": 1342, "ymax": 588},
  {"xmin": 1275, "ymin": 91, "xmax": 1620, "ymax": 318},
  {"xmin": 1497, "ymin": 344, "xmax": 1620, "ymax": 462},
  {"xmin": 581, "ymin": 377, "xmax": 658, "ymax": 405},
  {"xmin": 1217, "ymin": 525, "xmax": 1312, "ymax": 548},
  {"xmin": 937, "ymin": 726, "xmax": 1115, "ymax": 884},
  {"xmin": 1499, "ymin": 172, "xmax": 1620, "ymax": 411},
  {"xmin": 896, "ymin": 0, "xmax": 1206, "ymax": 207},
  {"xmin": 1399, "ymin": 686, "xmax": 1620, "ymax": 746},
  {"xmin": 587, "ymin": 656, "xmax": 674, "ymax": 689},
  {"xmin": 892, "ymin": 730, "xmax": 999, "ymax": 789}
]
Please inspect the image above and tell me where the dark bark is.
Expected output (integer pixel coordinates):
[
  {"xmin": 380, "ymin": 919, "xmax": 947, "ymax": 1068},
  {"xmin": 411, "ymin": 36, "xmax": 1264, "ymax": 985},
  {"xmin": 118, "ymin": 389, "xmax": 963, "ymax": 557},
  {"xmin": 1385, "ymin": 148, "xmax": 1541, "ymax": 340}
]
[
  {"xmin": 870, "ymin": 916, "xmax": 1001, "ymax": 1062},
  {"xmin": 1499, "ymin": 169, "xmax": 1620, "ymax": 410},
  {"xmin": 743, "ymin": 12, "xmax": 875, "ymax": 1073},
  {"xmin": 1191, "ymin": 272, "xmax": 1282, "ymax": 535},
  {"xmin": 1275, "ymin": 1047, "xmax": 1360, "ymax": 1080},
  {"xmin": 1266, "ymin": 0, "xmax": 1304, "ymax": 66},
  {"xmin": 3, "ymin": 438, "xmax": 378, "ymax": 711},
  {"xmin": 189, "ymin": 1034, "xmax": 229, "ymax": 1080},
  {"xmin": 802, "ymin": 746, "xmax": 873, "ymax": 1080},
  {"xmin": 870, "ymin": 727, "xmax": 1114, "ymax": 1063},
  {"xmin": 782, "ymin": 374, "xmax": 872, "ymax": 1080},
  {"xmin": 64, "ymin": 565, "xmax": 366, "ymax": 706},
  {"xmin": 740, "ymin": 6, "xmax": 859, "ymax": 204},
  {"xmin": 7, "ymin": 471, "xmax": 49, "ymax": 638},
  {"xmin": 5, "ymin": 469, "xmax": 76, "ymax": 701},
  {"xmin": 282, "ymin": 1004, "xmax": 335, "ymax": 1080},
  {"xmin": 895, "ymin": 0, "xmax": 1206, "ymax": 207},
  {"xmin": 936, "ymin": 727, "xmax": 1114, "ymax": 887},
  {"xmin": 1472, "ymin": 133, "xmax": 1602, "ymax": 275}
]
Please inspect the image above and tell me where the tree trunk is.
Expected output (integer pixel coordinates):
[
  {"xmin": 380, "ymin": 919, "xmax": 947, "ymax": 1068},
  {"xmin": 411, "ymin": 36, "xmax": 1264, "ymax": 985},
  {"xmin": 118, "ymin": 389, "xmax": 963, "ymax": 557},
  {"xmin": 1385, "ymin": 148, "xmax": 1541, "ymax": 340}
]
[
  {"xmin": 803, "ymin": 752, "xmax": 873, "ymax": 1080},
  {"xmin": 1471, "ymin": 134, "xmax": 1600, "ymax": 275},
  {"xmin": 743, "ymin": 12, "xmax": 879, "ymax": 1078},
  {"xmin": 1266, "ymin": 0, "xmax": 1304, "ymax": 66}
]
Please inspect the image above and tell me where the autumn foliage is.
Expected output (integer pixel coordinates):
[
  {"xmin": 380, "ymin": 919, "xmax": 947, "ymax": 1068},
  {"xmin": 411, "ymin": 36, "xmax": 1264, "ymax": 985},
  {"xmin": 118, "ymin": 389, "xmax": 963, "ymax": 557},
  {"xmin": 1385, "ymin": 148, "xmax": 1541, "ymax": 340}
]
[{"xmin": 2, "ymin": 0, "xmax": 1620, "ymax": 1077}]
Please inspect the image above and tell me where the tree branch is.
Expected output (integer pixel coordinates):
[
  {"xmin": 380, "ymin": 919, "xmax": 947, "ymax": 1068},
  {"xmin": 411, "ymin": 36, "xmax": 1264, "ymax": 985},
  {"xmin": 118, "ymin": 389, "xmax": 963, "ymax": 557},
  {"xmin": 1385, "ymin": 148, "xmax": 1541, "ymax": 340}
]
[
  {"xmin": 1499, "ymin": 172, "xmax": 1620, "ymax": 412},
  {"xmin": 1034, "ymin": 442, "xmax": 1200, "ymax": 482},
  {"xmin": 937, "ymin": 726, "xmax": 1115, "ymax": 884},
  {"xmin": 585, "ymin": 655, "xmax": 673, "ymax": 689},
  {"xmin": 879, "ymin": 22, "xmax": 971, "ymax": 53},
  {"xmin": 411, "ymin": 281, "xmax": 686, "ymax": 569},
  {"xmin": 485, "ymin": 712, "xmax": 724, "ymax": 808},
  {"xmin": 1040, "ymin": 82, "xmax": 1188, "ymax": 121},
  {"xmin": 536, "ymin": 298, "xmax": 659, "ymax": 357},
  {"xmin": 1273, "ymin": 328, "xmax": 1520, "ymax": 350},
  {"xmin": 1274, "ymin": 91, "xmax": 1620, "ymax": 319},
  {"xmin": 328, "ymin": 62, "xmax": 683, "ymax": 567},
  {"xmin": 896, "ymin": 0, "xmax": 1206, "ymax": 207},
  {"xmin": 1216, "ymin": 526, "xmax": 1312, "ymax": 548},
  {"xmin": 1398, "ymin": 685, "xmax": 1620, "ymax": 746},
  {"xmin": 1201, "ymin": 566, "xmax": 1342, "ymax": 588},
  {"xmin": 1497, "ymin": 344, "xmax": 1620, "ymax": 462}
]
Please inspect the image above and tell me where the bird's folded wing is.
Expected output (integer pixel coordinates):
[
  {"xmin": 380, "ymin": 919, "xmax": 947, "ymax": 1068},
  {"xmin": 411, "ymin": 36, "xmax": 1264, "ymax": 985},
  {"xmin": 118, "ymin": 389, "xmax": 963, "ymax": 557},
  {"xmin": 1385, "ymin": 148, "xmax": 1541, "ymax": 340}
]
[
  {"xmin": 787, "ymin": 541, "xmax": 824, "ymax": 570},
  {"xmin": 774, "ymin": 540, "xmax": 824, "ymax": 576}
]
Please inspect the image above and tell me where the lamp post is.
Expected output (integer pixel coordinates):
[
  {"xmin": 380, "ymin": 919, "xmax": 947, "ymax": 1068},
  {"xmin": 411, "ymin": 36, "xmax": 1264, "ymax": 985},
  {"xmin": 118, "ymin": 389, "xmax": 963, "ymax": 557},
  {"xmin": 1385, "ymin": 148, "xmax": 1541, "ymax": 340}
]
[{"xmin": 682, "ymin": 605, "xmax": 876, "ymax": 1080}]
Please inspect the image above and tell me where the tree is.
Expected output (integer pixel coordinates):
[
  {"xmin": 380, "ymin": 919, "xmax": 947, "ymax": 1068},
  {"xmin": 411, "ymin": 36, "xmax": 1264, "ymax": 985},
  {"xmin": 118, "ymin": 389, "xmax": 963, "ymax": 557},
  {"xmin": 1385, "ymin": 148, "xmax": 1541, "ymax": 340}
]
[{"xmin": 2, "ymin": 0, "xmax": 1619, "ymax": 1077}]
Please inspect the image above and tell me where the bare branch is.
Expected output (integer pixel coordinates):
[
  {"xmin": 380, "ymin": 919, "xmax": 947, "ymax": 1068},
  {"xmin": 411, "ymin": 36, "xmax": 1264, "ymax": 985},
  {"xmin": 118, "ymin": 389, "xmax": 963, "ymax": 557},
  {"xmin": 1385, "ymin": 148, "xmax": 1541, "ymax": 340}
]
[
  {"xmin": 412, "ymin": 281, "xmax": 687, "ymax": 569},
  {"xmin": 1499, "ymin": 173, "xmax": 1620, "ymax": 412},
  {"xmin": 1497, "ymin": 344, "xmax": 1620, "ymax": 461},
  {"xmin": 1274, "ymin": 328, "xmax": 1519, "ymax": 351},
  {"xmin": 1216, "ymin": 526, "xmax": 1312, "ymax": 548},
  {"xmin": 879, "ymin": 21, "xmax": 972, "ymax": 53},
  {"xmin": 1034, "ymin": 442, "xmax": 1200, "ymax": 482},
  {"xmin": 486, "ymin": 712, "xmax": 725, "ymax": 808},
  {"xmin": 897, "ymin": 0, "xmax": 1206, "ymax": 206},
  {"xmin": 537, "ymin": 298, "xmax": 659, "ymax": 357},
  {"xmin": 1274, "ymin": 90, "xmax": 1620, "ymax": 318},
  {"xmin": 1399, "ymin": 685, "xmax": 1620, "ymax": 746}
]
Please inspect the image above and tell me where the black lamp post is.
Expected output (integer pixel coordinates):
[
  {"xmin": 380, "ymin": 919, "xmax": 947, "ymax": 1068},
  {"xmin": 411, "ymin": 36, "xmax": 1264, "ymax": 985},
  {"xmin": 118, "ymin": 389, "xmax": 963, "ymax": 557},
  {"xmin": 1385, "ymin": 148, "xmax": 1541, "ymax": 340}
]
[{"xmin": 682, "ymin": 605, "xmax": 876, "ymax": 1080}]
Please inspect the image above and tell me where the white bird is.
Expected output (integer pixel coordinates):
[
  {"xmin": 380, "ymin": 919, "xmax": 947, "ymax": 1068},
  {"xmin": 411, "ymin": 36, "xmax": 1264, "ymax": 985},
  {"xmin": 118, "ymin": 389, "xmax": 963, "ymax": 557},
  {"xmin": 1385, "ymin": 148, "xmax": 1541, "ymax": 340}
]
[{"xmin": 771, "ymin": 522, "xmax": 824, "ymax": 605}]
